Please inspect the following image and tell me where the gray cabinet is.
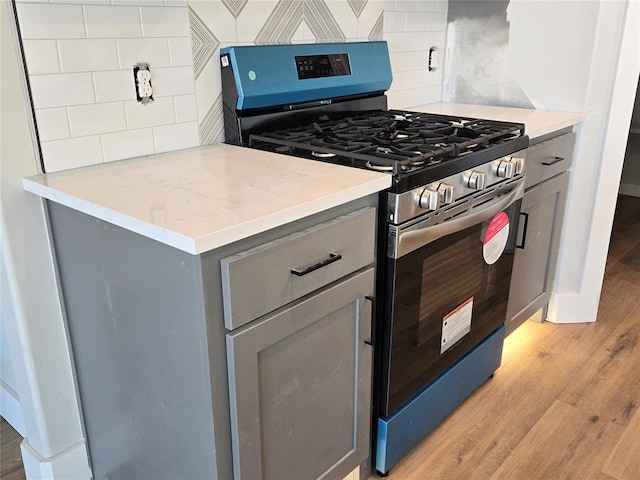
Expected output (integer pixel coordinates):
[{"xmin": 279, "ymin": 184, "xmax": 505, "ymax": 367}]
[
  {"xmin": 227, "ymin": 269, "xmax": 374, "ymax": 480},
  {"xmin": 223, "ymin": 207, "xmax": 376, "ymax": 480},
  {"xmin": 506, "ymin": 132, "xmax": 575, "ymax": 335},
  {"xmin": 45, "ymin": 194, "xmax": 378, "ymax": 480}
]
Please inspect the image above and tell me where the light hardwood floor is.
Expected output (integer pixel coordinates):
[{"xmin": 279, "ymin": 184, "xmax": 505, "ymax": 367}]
[{"xmin": 1, "ymin": 195, "xmax": 638, "ymax": 480}]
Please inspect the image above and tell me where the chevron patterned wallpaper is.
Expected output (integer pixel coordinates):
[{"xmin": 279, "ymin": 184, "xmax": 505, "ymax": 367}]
[{"xmin": 188, "ymin": 0, "xmax": 386, "ymax": 145}]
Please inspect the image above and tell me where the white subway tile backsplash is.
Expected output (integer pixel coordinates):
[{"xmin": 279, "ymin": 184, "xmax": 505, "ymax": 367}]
[
  {"xmin": 400, "ymin": 51, "xmax": 427, "ymax": 71},
  {"xmin": 16, "ymin": 3, "xmax": 86, "ymax": 40},
  {"xmin": 384, "ymin": 12, "xmax": 406, "ymax": 32},
  {"xmin": 124, "ymin": 96, "xmax": 175, "ymax": 129},
  {"xmin": 152, "ymin": 121, "xmax": 199, "ymax": 153},
  {"xmin": 174, "ymin": 94, "xmax": 197, "ymax": 123},
  {"xmin": 117, "ymin": 38, "xmax": 171, "ymax": 68},
  {"xmin": 50, "ymin": 0, "xmax": 110, "ymax": 4},
  {"xmin": 415, "ymin": 31, "xmax": 446, "ymax": 51},
  {"xmin": 383, "ymin": 0, "xmax": 395, "ymax": 10},
  {"xmin": 30, "ymin": 73, "xmax": 95, "ymax": 109},
  {"xmin": 140, "ymin": 6, "xmax": 189, "ymax": 38},
  {"xmin": 395, "ymin": 0, "xmax": 417, "ymax": 12},
  {"xmin": 40, "ymin": 136, "xmax": 104, "ymax": 173},
  {"xmin": 151, "ymin": 66, "xmax": 194, "ymax": 97},
  {"xmin": 435, "ymin": 0, "xmax": 449, "ymax": 13},
  {"xmin": 392, "ymin": 70, "xmax": 413, "ymax": 90},
  {"xmin": 35, "ymin": 108, "xmax": 70, "ymax": 142},
  {"xmin": 112, "ymin": 0, "xmax": 164, "ymax": 5},
  {"xmin": 168, "ymin": 38, "xmax": 193, "ymax": 66},
  {"xmin": 68, "ymin": 102, "xmax": 127, "ymax": 137},
  {"xmin": 84, "ymin": 5, "xmax": 142, "ymax": 38},
  {"xmin": 413, "ymin": 68, "xmax": 443, "ymax": 88},
  {"xmin": 385, "ymin": 32, "xmax": 415, "ymax": 53},
  {"xmin": 406, "ymin": 12, "xmax": 428, "ymax": 32},
  {"xmin": 416, "ymin": 0, "xmax": 438, "ymax": 12},
  {"xmin": 22, "ymin": 40, "xmax": 61, "ymax": 75},
  {"xmin": 102, "ymin": 128, "xmax": 155, "ymax": 162},
  {"xmin": 424, "ymin": 12, "xmax": 447, "ymax": 32},
  {"xmin": 164, "ymin": 1, "xmax": 189, "ymax": 6},
  {"xmin": 58, "ymin": 39, "xmax": 119, "ymax": 72},
  {"xmin": 94, "ymin": 70, "xmax": 137, "ymax": 102}
]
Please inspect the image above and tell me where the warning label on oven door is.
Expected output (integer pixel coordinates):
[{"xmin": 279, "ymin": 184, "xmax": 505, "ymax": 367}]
[{"xmin": 441, "ymin": 297, "xmax": 473, "ymax": 354}]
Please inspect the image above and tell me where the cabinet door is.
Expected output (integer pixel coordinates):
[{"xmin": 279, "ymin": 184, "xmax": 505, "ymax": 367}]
[
  {"xmin": 506, "ymin": 172, "xmax": 569, "ymax": 335},
  {"xmin": 226, "ymin": 268, "xmax": 374, "ymax": 480}
]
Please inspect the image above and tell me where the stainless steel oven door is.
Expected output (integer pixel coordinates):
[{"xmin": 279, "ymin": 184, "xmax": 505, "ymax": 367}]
[{"xmin": 380, "ymin": 177, "xmax": 525, "ymax": 416}]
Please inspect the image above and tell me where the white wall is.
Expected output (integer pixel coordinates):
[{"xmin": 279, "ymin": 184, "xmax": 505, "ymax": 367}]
[
  {"xmin": 441, "ymin": 0, "xmax": 639, "ymax": 325},
  {"xmin": 1, "ymin": 2, "xmax": 90, "ymax": 477}
]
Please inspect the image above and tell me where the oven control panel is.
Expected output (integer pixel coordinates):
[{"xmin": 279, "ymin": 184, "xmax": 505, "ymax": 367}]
[
  {"xmin": 388, "ymin": 151, "xmax": 527, "ymax": 225},
  {"xmin": 295, "ymin": 54, "xmax": 351, "ymax": 80}
]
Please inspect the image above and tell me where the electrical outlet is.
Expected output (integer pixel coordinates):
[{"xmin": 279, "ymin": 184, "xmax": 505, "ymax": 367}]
[{"xmin": 133, "ymin": 63, "xmax": 154, "ymax": 105}]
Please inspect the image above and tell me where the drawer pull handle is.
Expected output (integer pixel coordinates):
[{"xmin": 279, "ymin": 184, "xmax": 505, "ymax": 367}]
[
  {"xmin": 542, "ymin": 156, "xmax": 565, "ymax": 166},
  {"xmin": 290, "ymin": 252, "xmax": 342, "ymax": 276}
]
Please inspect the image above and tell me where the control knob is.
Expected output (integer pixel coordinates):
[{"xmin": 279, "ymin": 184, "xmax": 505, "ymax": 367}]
[
  {"xmin": 511, "ymin": 157, "xmax": 525, "ymax": 175},
  {"xmin": 494, "ymin": 159, "xmax": 515, "ymax": 179},
  {"xmin": 437, "ymin": 183, "xmax": 455, "ymax": 205},
  {"xmin": 463, "ymin": 171, "xmax": 486, "ymax": 190},
  {"xmin": 418, "ymin": 188, "xmax": 439, "ymax": 211}
]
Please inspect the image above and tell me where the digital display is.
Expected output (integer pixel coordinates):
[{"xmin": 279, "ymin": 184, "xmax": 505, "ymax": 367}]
[{"xmin": 295, "ymin": 54, "xmax": 351, "ymax": 80}]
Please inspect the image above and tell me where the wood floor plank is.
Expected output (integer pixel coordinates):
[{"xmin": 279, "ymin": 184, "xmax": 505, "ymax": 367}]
[
  {"xmin": 602, "ymin": 403, "xmax": 640, "ymax": 480},
  {"xmin": 377, "ymin": 320, "xmax": 616, "ymax": 480},
  {"xmin": 0, "ymin": 418, "xmax": 25, "ymax": 480},
  {"xmin": 604, "ymin": 195, "xmax": 640, "ymax": 271},
  {"xmin": 488, "ymin": 400, "xmax": 623, "ymax": 480},
  {"xmin": 559, "ymin": 298, "xmax": 640, "ymax": 427}
]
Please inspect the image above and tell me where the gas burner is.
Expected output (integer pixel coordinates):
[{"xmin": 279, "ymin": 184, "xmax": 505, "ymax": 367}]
[
  {"xmin": 312, "ymin": 151, "xmax": 336, "ymax": 158},
  {"xmin": 365, "ymin": 161, "xmax": 393, "ymax": 172}
]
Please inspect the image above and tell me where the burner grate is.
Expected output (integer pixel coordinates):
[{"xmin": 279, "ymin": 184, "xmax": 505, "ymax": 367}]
[{"xmin": 248, "ymin": 109, "xmax": 525, "ymax": 177}]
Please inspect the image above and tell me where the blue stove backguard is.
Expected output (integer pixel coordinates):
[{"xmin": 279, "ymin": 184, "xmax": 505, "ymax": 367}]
[{"xmin": 220, "ymin": 41, "xmax": 393, "ymax": 111}]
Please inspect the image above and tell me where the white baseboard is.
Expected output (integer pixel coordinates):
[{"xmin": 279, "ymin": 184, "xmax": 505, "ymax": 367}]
[
  {"xmin": 546, "ymin": 292, "xmax": 595, "ymax": 324},
  {"xmin": 21, "ymin": 438, "xmax": 91, "ymax": 480},
  {"xmin": 1, "ymin": 380, "xmax": 26, "ymax": 437},
  {"xmin": 619, "ymin": 183, "xmax": 640, "ymax": 197}
]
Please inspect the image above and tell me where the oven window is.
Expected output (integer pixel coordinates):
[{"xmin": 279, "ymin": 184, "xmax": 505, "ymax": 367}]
[{"xmin": 385, "ymin": 202, "xmax": 519, "ymax": 415}]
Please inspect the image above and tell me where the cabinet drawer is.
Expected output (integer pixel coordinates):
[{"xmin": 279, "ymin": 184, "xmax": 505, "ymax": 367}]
[
  {"xmin": 525, "ymin": 133, "xmax": 575, "ymax": 188},
  {"xmin": 221, "ymin": 207, "xmax": 376, "ymax": 330}
]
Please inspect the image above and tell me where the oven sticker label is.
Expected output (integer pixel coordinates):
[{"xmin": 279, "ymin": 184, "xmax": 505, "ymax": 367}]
[
  {"xmin": 483, "ymin": 212, "xmax": 510, "ymax": 265},
  {"xmin": 441, "ymin": 297, "xmax": 473, "ymax": 354}
]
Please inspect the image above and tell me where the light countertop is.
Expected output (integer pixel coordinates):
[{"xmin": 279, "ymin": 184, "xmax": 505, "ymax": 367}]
[
  {"xmin": 410, "ymin": 103, "xmax": 584, "ymax": 140},
  {"xmin": 23, "ymin": 104, "xmax": 584, "ymax": 255},
  {"xmin": 23, "ymin": 143, "xmax": 391, "ymax": 254}
]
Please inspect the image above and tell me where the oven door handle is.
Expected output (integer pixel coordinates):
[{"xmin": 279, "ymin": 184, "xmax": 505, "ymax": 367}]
[{"xmin": 392, "ymin": 180, "xmax": 525, "ymax": 259}]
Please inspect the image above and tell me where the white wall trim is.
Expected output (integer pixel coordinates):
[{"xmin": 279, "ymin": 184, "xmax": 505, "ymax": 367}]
[
  {"xmin": 578, "ymin": 0, "xmax": 640, "ymax": 324},
  {"xmin": 619, "ymin": 182, "xmax": 640, "ymax": 197},
  {"xmin": 1, "ymin": 379, "xmax": 26, "ymax": 437},
  {"xmin": 21, "ymin": 439, "xmax": 91, "ymax": 480},
  {"xmin": 547, "ymin": 292, "xmax": 585, "ymax": 324}
]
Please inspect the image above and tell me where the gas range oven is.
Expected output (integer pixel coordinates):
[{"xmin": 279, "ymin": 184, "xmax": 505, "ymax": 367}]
[{"xmin": 221, "ymin": 41, "xmax": 529, "ymax": 476}]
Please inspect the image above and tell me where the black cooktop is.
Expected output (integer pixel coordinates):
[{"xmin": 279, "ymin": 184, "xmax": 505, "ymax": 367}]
[{"xmin": 248, "ymin": 110, "xmax": 528, "ymax": 192}]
